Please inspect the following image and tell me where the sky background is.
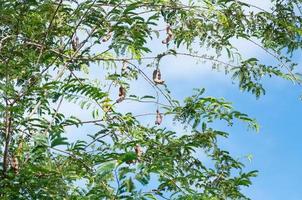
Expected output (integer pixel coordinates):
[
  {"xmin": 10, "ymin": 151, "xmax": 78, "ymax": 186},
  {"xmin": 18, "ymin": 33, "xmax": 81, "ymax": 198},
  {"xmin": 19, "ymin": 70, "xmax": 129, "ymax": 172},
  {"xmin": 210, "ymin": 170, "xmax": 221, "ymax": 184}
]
[{"xmin": 58, "ymin": 1, "xmax": 302, "ymax": 199}]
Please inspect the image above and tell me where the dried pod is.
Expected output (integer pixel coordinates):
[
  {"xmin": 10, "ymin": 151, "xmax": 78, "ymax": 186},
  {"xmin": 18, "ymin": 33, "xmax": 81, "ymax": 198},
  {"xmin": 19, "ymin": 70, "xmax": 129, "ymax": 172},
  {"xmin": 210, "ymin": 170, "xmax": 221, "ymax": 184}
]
[
  {"xmin": 153, "ymin": 69, "xmax": 165, "ymax": 84},
  {"xmin": 102, "ymin": 32, "xmax": 112, "ymax": 42},
  {"xmin": 162, "ymin": 26, "xmax": 173, "ymax": 44},
  {"xmin": 134, "ymin": 144, "xmax": 143, "ymax": 161},
  {"xmin": 11, "ymin": 156, "xmax": 19, "ymax": 174},
  {"xmin": 166, "ymin": 25, "xmax": 173, "ymax": 36},
  {"xmin": 119, "ymin": 86, "xmax": 126, "ymax": 97},
  {"xmin": 116, "ymin": 97, "xmax": 124, "ymax": 103},
  {"xmin": 72, "ymin": 36, "xmax": 79, "ymax": 51},
  {"xmin": 155, "ymin": 109, "xmax": 163, "ymax": 125},
  {"xmin": 116, "ymin": 86, "xmax": 126, "ymax": 103}
]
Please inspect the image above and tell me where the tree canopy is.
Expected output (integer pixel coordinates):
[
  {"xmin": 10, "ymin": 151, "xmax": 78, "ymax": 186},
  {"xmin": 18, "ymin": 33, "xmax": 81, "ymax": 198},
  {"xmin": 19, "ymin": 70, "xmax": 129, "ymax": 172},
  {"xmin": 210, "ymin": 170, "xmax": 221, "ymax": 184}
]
[{"xmin": 1, "ymin": 0, "xmax": 302, "ymax": 199}]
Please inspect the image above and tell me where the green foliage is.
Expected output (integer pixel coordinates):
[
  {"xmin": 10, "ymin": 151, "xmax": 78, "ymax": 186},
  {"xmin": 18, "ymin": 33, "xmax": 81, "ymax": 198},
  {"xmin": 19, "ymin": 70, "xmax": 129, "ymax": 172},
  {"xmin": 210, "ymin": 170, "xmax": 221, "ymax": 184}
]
[{"xmin": 0, "ymin": 0, "xmax": 301, "ymax": 199}]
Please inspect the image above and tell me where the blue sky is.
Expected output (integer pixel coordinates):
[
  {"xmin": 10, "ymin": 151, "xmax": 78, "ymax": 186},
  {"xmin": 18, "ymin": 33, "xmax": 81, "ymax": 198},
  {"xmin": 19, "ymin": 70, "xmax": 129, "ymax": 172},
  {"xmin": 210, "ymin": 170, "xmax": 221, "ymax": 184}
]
[
  {"xmin": 59, "ymin": 0, "xmax": 302, "ymax": 199},
  {"xmin": 156, "ymin": 35, "xmax": 302, "ymax": 200},
  {"xmin": 63, "ymin": 49, "xmax": 302, "ymax": 199},
  {"xmin": 166, "ymin": 59, "xmax": 302, "ymax": 200}
]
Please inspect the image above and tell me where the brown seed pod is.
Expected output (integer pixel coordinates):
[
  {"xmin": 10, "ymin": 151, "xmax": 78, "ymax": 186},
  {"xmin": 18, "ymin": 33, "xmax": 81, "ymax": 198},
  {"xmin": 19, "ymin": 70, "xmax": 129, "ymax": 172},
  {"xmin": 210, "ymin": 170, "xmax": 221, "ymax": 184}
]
[
  {"xmin": 72, "ymin": 36, "xmax": 79, "ymax": 51},
  {"xmin": 134, "ymin": 144, "xmax": 143, "ymax": 161},
  {"xmin": 102, "ymin": 32, "xmax": 112, "ymax": 42},
  {"xmin": 119, "ymin": 86, "xmax": 126, "ymax": 97},
  {"xmin": 155, "ymin": 109, "xmax": 163, "ymax": 125},
  {"xmin": 166, "ymin": 25, "xmax": 173, "ymax": 36},
  {"xmin": 162, "ymin": 25, "xmax": 173, "ymax": 44},
  {"xmin": 11, "ymin": 156, "xmax": 19, "ymax": 174},
  {"xmin": 116, "ymin": 86, "xmax": 126, "ymax": 103},
  {"xmin": 153, "ymin": 69, "xmax": 165, "ymax": 84}
]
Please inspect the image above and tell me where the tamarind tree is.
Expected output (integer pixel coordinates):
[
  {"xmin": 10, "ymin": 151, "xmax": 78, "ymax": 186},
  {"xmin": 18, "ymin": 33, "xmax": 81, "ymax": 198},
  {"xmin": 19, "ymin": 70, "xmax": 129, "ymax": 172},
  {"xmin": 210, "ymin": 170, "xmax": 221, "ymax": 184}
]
[{"xmin": 1, "ymin": 0, "xmax": 301, "ymax": 199}]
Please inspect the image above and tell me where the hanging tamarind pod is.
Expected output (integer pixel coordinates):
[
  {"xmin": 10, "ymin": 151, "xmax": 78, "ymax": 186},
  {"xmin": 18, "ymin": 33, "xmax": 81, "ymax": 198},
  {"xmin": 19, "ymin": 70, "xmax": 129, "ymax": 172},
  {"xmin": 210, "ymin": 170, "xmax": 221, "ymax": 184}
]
[
  {"xmin": 134, "ymin": 144, "xmax": 143, "ymax": 161},
  {"xmin": 72, "ymin": 35, "xmax": 79, "ymax": 51},
  {"xmin": 11, "ymin": 156, "xmax": 19, "ymax": 174},
  {"xmin": 116, "ymin": 86, "xmax": 126, "ymax": 103},
  {"xmin": 153, "ymin": 68, "xmax": 165, "ymax": 84},
  {"xmin": 155, "ymin": 109, "xmax": 163, "ymax": 125},
  {"xmin": 162, "ymin": 25, "xmax": 173, "ymax": 44}
]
